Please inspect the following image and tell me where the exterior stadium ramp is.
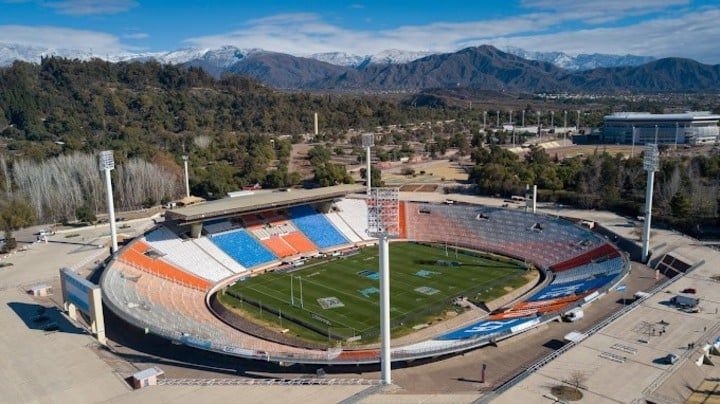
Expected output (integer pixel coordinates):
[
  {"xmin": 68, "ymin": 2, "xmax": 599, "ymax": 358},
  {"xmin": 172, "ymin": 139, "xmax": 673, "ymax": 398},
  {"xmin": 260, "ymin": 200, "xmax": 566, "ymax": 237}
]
[{"xmin": 101, "ymin": 198, "xmax": 630, "ymax": 365}]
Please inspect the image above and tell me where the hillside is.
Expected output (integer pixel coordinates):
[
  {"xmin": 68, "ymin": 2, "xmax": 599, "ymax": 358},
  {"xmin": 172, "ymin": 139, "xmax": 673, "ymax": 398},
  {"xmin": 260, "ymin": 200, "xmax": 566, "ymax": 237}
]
[{"xmin": 181, "ymin": 46, "xmax": 720, "ymax": 93}]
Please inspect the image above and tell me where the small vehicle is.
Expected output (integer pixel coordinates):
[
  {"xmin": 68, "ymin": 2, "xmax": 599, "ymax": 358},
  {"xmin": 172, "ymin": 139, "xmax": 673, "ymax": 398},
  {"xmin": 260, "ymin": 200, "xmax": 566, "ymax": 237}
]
[
  {"xmin": 664, "ymin": 353, "xmax": 679, "ymax": 365},
  {"xmin": 681, "ymin": 288, "xmax": 697, "ymax": 294}
]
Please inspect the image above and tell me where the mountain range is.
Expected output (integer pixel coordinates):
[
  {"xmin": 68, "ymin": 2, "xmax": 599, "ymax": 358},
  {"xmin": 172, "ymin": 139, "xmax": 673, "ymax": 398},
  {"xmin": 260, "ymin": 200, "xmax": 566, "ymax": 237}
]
[
  {"xmin": 1, "ymin": 42, "xmax": 718, "ymax": 93},
  {"xmin": 0, "ymin": 42, "xmax": 655, "ymax": 71}
]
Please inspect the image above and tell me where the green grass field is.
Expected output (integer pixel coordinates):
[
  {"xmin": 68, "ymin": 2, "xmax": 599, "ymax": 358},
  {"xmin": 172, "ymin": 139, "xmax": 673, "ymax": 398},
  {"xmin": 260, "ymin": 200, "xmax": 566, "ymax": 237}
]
[{"xmin": 219, "ymin": 242, "xmax": 530, "ymax": 344}]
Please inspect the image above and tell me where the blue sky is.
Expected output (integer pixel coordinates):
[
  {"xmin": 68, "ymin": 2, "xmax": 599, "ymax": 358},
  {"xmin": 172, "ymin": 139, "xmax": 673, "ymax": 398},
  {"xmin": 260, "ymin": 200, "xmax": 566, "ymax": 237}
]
[{"xmin": 1, "ymin": 0, "xmax": 720, "ymax": 62}]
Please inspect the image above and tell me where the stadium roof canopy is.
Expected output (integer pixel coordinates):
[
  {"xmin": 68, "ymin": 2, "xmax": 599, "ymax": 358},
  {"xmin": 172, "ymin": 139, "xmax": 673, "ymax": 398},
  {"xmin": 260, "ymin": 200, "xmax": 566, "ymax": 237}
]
[
  {"xmin": 165, "ymin": 184, "xmax": 365, "ymax": 223},
  {"xmin": 604, "ymin": 111, "xmax": 720, "ymax": 122}
]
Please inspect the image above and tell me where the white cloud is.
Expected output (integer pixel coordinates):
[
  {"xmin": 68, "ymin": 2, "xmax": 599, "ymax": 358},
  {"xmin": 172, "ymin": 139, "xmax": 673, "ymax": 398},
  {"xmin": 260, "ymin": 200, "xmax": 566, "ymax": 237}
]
[
  {"xmin": 488, "ymin": 9, "xmax": 720, "ymax": 62},
  {"xmin": 185, "ymin": 12, "xmax": 564, "ymax": 55},
  {"xmin": 183, "ymin": 5, "xmax": 720, "ymax": 64},
  {"xmin": 43, "ymin": 0, "xmax": 137, "ymax": 15},
  {"xmin": 0, "ymin": 25, "xmax": 129, "ymax": 53}
]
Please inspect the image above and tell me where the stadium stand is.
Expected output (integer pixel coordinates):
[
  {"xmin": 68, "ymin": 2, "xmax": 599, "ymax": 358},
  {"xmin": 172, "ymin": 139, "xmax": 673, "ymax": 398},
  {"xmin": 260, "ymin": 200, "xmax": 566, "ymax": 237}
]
[
  {"xmin": 405, "ymin": 203, "xmax": 606, "ymax": 269},
  {"xmin": 288, "ymin": 205, "xmax": 349, "ymax": 249},
  {"xmin": 144, "ymin": 227, "xmax": 234, "ymax": 282},
  {"xmin": 261, "ymin": 236, "xmax": 297, "ymax": 258},
  {"xmin": 325, "ymin": 211, "xmax": 362, "ymax": 243},
  {"xmin": 102, "ymin": 198, "xmax": 629, "ymax": 366},
  {"xmin": 398, "ymin": 201, "xmax": 407, "ymax": 239},
  {"xmin": 117, "ymin": 241, "xmax": 211, "ymax": 290},
  {"xmin": 550, "ymin": 243, "xmax": 620, "ymax": 272},
  {"xmin": 282, "ymin": 231, "xmax": 317, "ymax": 254},
  {"xmin": 193, "ymin": 237, "xmax": 248, "ymax": 274},
  {"xmin": 209, "ymin": 229, "xmax": 277, "ymax": 268},
  {"xmin": 552, "ymin": 256, "xmax": 625, "ymax": 284},
  {"xmin": 334, "ymin": 198, "xmax": 374, "ymax": 241}
]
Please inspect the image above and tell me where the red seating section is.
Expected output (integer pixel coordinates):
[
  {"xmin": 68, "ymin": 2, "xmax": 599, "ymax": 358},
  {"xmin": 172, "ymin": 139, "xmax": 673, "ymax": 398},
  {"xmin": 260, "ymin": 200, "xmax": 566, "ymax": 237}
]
[
  {"xmin": 398, "ymin": 201, "xmax": 407, "ymax": 239},
  {"xmin": 119, "ymin": 241, "xmax": 211, "ymax": 290},
  {"xmin": 551, "ymin": 243, "xmax": 620, "ymax": 272}
]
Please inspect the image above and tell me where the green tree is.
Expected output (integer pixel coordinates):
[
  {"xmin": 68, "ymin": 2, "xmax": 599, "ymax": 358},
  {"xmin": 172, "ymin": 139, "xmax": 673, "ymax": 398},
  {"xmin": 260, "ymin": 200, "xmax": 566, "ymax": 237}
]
[{"xmin": 670, "ymin": 193, "xmax": 692, "ymax": 217}]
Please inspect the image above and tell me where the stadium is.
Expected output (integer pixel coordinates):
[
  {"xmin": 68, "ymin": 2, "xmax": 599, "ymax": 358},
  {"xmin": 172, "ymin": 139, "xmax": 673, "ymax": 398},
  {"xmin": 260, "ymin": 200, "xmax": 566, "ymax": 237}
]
[{"xmin": 99, "ymin": 184, "xmax": 630, "ymax": 366}]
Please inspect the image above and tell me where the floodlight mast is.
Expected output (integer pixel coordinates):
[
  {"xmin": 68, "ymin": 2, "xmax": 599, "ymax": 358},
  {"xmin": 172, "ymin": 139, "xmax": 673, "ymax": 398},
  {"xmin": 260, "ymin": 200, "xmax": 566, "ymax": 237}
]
[
  {"xmin": 182, "ymin": 155, "xmax": 190, "ymax": 198},
  {"xmin": 98, "ymin": 151, "xmax": 118, "ymax": 253},
  {"xmin": 362, "ymin": 133, "xmax": 375, "ymax": 195},
  {"xmin": 642, "ymin": 144, "xmax": 659, "ymax": 262},
  {"xmin": 367, "ymin": 188, "xmax": 399, "ymax": 385}
]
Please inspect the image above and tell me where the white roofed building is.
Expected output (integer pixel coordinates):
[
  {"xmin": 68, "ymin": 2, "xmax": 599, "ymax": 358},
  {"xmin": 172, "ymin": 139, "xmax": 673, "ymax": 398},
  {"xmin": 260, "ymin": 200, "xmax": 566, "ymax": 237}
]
[{"xmin": 602, "ymin": 111, "xmax": 720, "ymax": 145}]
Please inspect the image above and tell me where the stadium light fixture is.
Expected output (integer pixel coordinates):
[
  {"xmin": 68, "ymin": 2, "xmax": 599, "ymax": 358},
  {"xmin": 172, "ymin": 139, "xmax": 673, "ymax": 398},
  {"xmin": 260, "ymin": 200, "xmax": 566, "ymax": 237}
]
[
  {"xmin": 98, "ymin": 150, "xmax": 118, "ymax": 253},
  {"xmin": 367, "ymin": 187, "xmax": 399, "ymax": 385},
  {"xmin": 362, "ymin": 133, "xmax": 375, "ymax": 195},
  {"xmin": 642, "ymin": 144, "xmax": 659, "ymax": 262}
]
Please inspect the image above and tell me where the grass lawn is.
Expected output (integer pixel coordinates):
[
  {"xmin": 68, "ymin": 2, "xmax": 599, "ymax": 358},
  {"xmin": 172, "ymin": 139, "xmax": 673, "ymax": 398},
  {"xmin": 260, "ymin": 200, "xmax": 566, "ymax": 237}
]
[{"xmin": 220, "ymin": 242, "xmax": 530, "ymax": 345}]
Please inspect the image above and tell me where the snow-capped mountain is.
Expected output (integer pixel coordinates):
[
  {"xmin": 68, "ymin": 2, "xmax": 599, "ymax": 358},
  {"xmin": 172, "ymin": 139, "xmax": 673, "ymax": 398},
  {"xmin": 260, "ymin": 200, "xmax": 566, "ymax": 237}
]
[
  {"xmin": 0, "ymin": 42, "xmax": 98, "ymax": 65},
  {"xmin": 503, "ymin": 46, "xmax": 656, "ymax": 71},
  {"xmin": 0, "ymin": 42, "xmax": 656, "ymax": 72},
  {"xmin": 307, "ymin": 49, "xmax": 433, "ymax": 67},
  {"xmin": 308, "ymin": 52, "xmax": 368, "ymax": 67}
]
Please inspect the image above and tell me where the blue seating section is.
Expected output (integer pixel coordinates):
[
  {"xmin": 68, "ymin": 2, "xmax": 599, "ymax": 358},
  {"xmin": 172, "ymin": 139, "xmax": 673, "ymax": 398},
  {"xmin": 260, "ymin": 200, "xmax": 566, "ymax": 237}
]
[
  {"xmin": 437, "ymin": 317, "xmax": 537, "ymax": 340},
  {"xmin": 528, "ymin": 273, "xmax": 617, "ymax": 301},
  {"xmin": 209, "ymin": 229, "xmax": 276, "ymax": 268},
  {"xmin": 288, "ymin": 205, "xmax": 348, "ymax": 249}
]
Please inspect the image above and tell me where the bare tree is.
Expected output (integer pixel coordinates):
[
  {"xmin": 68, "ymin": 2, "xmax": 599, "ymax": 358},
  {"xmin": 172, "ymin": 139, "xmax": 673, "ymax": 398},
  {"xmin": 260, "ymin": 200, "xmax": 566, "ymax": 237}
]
[
  {"xmin": 566, "ymin": 370, "xmax": 587, "ymax": 391},
  {"xmin": 12, "ymin": 153, "xmax": 181, "ymax": 223}
]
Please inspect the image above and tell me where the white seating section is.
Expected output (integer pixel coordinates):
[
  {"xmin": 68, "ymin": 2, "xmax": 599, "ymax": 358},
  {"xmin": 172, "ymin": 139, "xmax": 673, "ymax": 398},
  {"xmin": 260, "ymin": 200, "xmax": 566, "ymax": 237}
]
[
  {"xmin": 193, "ymin": 237, "xmax": 248, "ymax": 274},
  {"xmin": 144, "ymin": 227, "xmax": 234, "ymax": 282},
  {"xmin": 251, "ymin": 222, "xmax": 296, "ymax": 240},
  {"xmin": 325, "ymin": 212, "xmax": 362, "ymax": 243},
  {"xmin": 334, "ymin": 198, "xmax": 375, "ymax": 241}
]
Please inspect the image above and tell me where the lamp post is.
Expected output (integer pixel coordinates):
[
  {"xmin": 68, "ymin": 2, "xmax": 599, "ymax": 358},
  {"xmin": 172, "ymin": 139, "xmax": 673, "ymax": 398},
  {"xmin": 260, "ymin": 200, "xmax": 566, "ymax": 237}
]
[
  {"xmin": 98, "ymin": 151, "xmax": 118, "ymax": 253},
  {"xmin": 642, "ymin": 144, "xmax": 659, "ymax": 262},
  {"xmin": 367, "ymin": 188, "xmax": 399, "ymax": 385},
  {"xmin": 362, "ymin": 133, "xmax": 375, "ymax": 195},
  {"xmin": 182, "ymin": 155, "xmax": 190, "ymax": 198}
]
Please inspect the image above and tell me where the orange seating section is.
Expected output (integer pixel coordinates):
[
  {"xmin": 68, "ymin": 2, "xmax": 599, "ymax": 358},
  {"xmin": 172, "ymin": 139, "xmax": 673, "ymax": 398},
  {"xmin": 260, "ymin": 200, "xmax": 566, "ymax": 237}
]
[
  {"xmin": 119, "ymin": 241, "xmax": 211, "ymax": 290},
  {"xmin": 283, "ymin": 231, "xmax": 317, "ymax": 253},
  {"xmin": 261, "ymin": 236, "xmax": 297, "ymax": 258},
  {"xmin": 398, "ymin": 201, "xmax": 407, "ymax": 239},
  {"xmin": 551, "ymin": 243, "xmax": 620, "ymax": 272},
  {"xmin": 512, "ymin": 294, "xmax": 584, "ymax": 310},
  {"xmin": 336, "ymin": 349, "xmax": 380, "ymax": 361}
]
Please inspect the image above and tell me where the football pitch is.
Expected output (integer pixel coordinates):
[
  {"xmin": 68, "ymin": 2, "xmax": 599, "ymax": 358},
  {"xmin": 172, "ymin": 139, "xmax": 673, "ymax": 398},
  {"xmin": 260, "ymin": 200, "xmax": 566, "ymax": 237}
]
[{"xmin": 220, "ymin": 242, "xmax": 531, "ymax": 344}]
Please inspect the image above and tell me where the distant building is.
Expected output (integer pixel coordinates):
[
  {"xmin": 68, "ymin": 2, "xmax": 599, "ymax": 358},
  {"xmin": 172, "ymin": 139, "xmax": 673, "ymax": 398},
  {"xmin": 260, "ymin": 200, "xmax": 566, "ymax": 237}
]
[{"xmin": 602, "ymin": 111, "xmax": 720, "ymax": 145}]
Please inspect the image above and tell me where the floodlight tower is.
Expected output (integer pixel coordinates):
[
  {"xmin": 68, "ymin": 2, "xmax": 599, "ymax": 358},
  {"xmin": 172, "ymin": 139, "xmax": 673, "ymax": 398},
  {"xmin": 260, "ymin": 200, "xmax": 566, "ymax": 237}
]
[
  {"xmin": 641, "ymin": 144, "xmax": 659, "ymax": 262},
  {"xmin": 367, "ymin": 188, "xmax": 400, "ymax": 385},
  {"xmin": 182, "ymin": 155, "xmax": 190, "ymax": 198},
  {"xmin": 550, "ymin": 111, "xmax": 555, "ymax": 129},
  {"xmin": 314, "ymin": 112, "xmax": 319, "ymax": 136},
  {"xmin": 99, "ymin": 151, "xmax": 118, "ymax": 253},
  {"xmin": 576, "ymin": 110, "xmax": 581, "ymax": 131},
  {"xmin": 483, "ymin": 110, "xmax": 487, "ymax": 128},
  {"xmin": 496, "ymin": 110, "xmax": 500, "ymax": 127},
  {"xmin": 362, "ymin": 133, "xmax": 375, "ymax": 195},
  {"xmin": 522, "ymin": 110, "xmax": 526, "ymax": 127}
]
